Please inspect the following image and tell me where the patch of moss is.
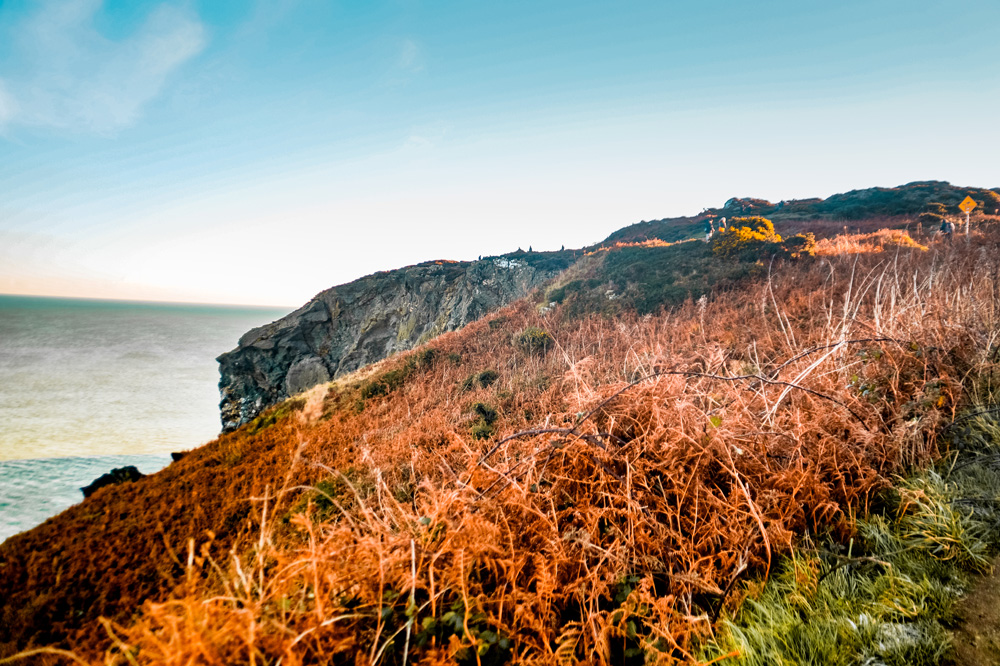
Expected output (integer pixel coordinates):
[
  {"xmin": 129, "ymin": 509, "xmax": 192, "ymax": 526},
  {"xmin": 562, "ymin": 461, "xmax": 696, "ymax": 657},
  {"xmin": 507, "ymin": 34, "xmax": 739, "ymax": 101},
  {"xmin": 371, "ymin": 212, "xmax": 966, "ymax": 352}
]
[
  {"xmin": 245, "ymin": 397, "xmax": 307, "ymax": 435},
  {"xmin": 396, "ymin": 314, "xmax": 419, "ymax": 342}
]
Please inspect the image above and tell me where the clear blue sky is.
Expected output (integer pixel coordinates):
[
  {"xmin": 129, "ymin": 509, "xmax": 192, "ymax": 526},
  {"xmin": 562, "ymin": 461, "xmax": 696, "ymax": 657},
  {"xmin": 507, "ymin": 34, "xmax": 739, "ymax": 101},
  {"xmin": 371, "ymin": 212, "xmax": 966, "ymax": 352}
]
[{"xmin": 1, "ymin": 0, "xmax": 998, "ymax": 306}]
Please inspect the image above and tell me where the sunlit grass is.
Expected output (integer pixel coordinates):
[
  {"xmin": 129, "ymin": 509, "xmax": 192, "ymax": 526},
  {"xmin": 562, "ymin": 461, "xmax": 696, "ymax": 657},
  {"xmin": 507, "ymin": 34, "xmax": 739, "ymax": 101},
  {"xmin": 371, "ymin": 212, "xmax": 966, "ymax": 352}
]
[{"xmin": 2, "ymin": 227, "xmax": 1000, "ymax": 664}]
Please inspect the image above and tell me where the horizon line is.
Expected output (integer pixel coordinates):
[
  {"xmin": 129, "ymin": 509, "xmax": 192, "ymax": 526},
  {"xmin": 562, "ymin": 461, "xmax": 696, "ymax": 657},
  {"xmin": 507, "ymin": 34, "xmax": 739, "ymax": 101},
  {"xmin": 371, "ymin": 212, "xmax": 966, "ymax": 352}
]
[{"xmin": 0, "ymin": 291, "xmax": 297, "ymax": 311}]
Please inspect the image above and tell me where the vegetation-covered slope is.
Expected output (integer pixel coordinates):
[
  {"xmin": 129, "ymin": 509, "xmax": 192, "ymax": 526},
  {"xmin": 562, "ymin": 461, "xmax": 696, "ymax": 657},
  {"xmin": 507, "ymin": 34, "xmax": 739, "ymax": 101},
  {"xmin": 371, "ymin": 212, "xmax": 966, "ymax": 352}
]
[
  {"xmin": 605, "ymin": 181, "xmax": 1000, "ymax": 245},
  {"xmin": 3, "ymin": 212, "xmax": 1000, "ymax": 664}
]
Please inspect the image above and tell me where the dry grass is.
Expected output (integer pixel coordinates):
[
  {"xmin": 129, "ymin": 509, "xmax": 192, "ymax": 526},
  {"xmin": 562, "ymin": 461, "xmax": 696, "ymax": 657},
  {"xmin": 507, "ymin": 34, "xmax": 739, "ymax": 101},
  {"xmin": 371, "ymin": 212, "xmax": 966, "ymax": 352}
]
[
  {"xmin": 3, "ymin": 230, "xmax": 1000, "ymax": 665},
  {"xmin": 587, "ymin": 239, "xmax": 683, "ymax": 254},
  {"xmin": 814, "ymin": 229, "xmax": 929, "ymax": 256}
]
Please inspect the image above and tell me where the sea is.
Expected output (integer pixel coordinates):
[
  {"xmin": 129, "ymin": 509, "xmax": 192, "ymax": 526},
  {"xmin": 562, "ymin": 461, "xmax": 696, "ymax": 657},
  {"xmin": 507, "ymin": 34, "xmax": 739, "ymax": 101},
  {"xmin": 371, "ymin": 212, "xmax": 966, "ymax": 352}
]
[{"xmin": 0, "ymin": 295, "xmax": 291, "ymax": 543}]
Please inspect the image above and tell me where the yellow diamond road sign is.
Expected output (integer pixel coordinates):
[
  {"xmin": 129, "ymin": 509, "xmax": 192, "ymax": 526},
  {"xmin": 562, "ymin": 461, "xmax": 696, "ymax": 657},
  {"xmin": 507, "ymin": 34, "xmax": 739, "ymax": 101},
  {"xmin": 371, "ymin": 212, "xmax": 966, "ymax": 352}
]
[{"xmin": 959, "ymin": 196, "xmax": 977, "ymax": 213}]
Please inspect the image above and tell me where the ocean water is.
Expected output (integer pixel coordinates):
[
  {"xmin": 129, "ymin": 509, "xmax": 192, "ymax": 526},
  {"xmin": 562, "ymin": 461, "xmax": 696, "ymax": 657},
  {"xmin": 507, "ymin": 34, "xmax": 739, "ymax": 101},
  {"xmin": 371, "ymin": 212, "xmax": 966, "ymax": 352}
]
[
  {"xmin": 0, "ymin": 454, "xmax": 172, "ymax": 542},
  {"xmin": 0, "ymin": 295, "xmax": 290, "ymax": 542}
]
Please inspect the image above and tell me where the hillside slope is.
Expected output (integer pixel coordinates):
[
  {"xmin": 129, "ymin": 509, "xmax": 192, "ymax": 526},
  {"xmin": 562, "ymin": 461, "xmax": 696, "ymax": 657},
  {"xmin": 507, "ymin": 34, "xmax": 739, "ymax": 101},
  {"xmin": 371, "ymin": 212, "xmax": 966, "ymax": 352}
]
[
  {"xmin": 3, "ymin": 212, "xmax": 999, "ymax": 663},
  {"xmin": 604, "ymin": 181, "xmax": 1000, "ymax": 245},
  {"xmin": 217, "ymin": 181, "xmax": 997, "ymax": 435}
]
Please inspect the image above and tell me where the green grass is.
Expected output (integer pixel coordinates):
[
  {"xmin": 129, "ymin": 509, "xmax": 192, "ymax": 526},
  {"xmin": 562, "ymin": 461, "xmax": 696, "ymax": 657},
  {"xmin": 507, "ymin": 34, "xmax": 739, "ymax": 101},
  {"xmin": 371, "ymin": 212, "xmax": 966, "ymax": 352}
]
[
  {"xmin": 244, "ymin": 397, "xmax": 307, "ymax": 435},
  {"xmin": 699, "ymin": 412, "xmax": 1000, "ymax": 666},
  {"xmin": 358, "ymin": 346, "xmax": 440, "ymax": 401}
]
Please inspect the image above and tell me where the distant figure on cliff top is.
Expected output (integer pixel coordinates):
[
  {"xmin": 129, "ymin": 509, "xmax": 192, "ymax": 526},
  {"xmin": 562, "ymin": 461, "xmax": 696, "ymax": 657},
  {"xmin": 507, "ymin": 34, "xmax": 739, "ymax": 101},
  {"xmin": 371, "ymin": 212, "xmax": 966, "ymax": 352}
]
[
  {"xmin": 704, "ymin": 218, "xmax": 715, "ymax": 242},
  {"xmin": 717, "ymin": 217, "xmax": 727, "ymax": 232},
  {"xmin": 940, "ymin": 217, "xmax": 955, "ymax": 239}
]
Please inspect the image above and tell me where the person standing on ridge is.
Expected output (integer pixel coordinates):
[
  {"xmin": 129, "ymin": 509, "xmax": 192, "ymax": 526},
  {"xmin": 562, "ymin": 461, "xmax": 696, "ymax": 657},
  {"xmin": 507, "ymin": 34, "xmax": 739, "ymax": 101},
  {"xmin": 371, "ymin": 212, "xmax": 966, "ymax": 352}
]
[
  {"xmin": 940, "ymin": 217, "xmax": 955, "ymax": 240},
  {"xmin": 717, "ymin": 217, "xmax": 727, "ymax": 233},
  {"xmin": 705, "ymin": 218, "xmax": 715, "ymax": 242}
]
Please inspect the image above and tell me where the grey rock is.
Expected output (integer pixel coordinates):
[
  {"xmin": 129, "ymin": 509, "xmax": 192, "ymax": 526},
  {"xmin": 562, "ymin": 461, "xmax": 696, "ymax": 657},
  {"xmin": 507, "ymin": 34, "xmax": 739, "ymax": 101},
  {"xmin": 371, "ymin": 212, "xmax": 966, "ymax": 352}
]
[
  {"xmin": 217, "ymin": 252, "xmax": 574, "ymax": 431},
  {"xmin": 285, "ymin": 356, "xmax": 330, "ymax": 396},
  {"xmin": 81, "ymin": 466, "xmax": 144, "ymax": 498}
]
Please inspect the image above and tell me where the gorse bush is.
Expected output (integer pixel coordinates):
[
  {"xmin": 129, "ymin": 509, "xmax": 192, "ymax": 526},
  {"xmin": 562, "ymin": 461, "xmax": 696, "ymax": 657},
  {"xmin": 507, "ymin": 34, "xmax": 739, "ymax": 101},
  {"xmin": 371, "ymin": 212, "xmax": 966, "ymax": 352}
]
[
  {"xmin": 711, "ymin": 216, "xmax": 784, "ymax": 260},
  {"xmin": 783, "ymin": 232, "xmax": 817, "ymax": 258},
  {"xmin": 514, "ymin": 326, "xmax": 553, "ymax": 355},
  {"xmin": 925, "ymin": 202, "xmax": 948, "ymax": 216},
  {"xmin": 472, "ymin": 402, "xmax": 499, "ymax": 425}
]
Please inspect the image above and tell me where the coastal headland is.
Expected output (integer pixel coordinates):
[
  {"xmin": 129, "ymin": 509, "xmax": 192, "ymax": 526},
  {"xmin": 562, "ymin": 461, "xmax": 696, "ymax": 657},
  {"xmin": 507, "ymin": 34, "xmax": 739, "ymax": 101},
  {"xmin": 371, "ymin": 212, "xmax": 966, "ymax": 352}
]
[{"xmin": 3, "ymin": 181, "xmax": 1000, "ymax": 665}]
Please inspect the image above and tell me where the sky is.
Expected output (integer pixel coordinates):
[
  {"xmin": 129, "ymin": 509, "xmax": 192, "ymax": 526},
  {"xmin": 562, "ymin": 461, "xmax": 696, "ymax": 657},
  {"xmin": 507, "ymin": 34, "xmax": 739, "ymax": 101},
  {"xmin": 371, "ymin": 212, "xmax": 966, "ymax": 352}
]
[{"xmin": 1, "ymin": 0, "xmax": 998, "ymax": 307}]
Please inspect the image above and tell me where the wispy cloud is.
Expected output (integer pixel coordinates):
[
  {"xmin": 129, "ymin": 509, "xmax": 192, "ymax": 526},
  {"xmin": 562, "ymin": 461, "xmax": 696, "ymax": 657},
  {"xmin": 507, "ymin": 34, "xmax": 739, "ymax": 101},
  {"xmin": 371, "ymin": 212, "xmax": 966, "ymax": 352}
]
[
  {"xmin": 0, "ymin": 0, "xmax": 206, "ymax": 134},
  {"xmin": 398, "ymin": 39, "xmax": 424, "ymax": 73}
]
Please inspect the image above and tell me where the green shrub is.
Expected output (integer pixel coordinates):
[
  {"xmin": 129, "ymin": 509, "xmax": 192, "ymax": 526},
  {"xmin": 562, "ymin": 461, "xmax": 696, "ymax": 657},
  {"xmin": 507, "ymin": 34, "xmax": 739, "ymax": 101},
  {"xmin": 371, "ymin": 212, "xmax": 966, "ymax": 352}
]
[
  {"xmin": 359, "ymin": 362, "xmax": 413, "ymax": 399},
  {"xmin": 554, "ymin": 242, "xmax": 767, "ymax": 316},
  {"xmin": 476, "ymin": 370, "xmax": 500, "ymax": 388},
  {"xmin": 469, "ymin": 402, "xmax": 499, "ymax": 439},
  {"xmin": 917, "ymin": 212, "xmax": 945, "ymax": 228},
  {"xmin": 515, "ymin": 326, "xmax": 554, "ymax": 355},
  {"xmin": 546, "ymin": 285, "xmax": 567, "ymax": 304},
  {"xmin": 358, "ymin": 348, "xmax": 439, "ymax": 402},
  {"xmin": 359, "ymin": 379, "xmax": 388, "ymax": 400},
  {"xmin": 471, "ymin": 422, "xmax": 496, "ymax": 440},
  {"xmin": 473, "ymin": 402, "xmax": 498, "ymax": 425},
  {"xmin": 460, "ymin": 369, "xmax": 500, "ymax": 392},
  {"xmin": 414, "ymin": 347, "xmax": 438, "ymax": 368}
]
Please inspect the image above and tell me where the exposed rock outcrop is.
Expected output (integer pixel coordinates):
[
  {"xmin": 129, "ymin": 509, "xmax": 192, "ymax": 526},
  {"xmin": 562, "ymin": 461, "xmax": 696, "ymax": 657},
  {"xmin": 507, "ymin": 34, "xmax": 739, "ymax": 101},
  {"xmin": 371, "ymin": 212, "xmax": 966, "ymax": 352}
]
[
  {"xmin": 217, "ymin": 252, "xmax": 575, "ymax": 431},
  {"xmin": 81, "ymin": 466, "xmax": 144, "ymax": 498}
]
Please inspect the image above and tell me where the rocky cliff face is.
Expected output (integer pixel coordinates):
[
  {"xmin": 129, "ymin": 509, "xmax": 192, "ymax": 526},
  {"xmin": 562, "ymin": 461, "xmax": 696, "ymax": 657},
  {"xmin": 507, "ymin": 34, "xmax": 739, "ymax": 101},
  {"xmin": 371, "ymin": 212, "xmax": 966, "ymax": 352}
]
[{"xmin": 217, "ymin": 252, "xmax": 574, "ymax": 431}]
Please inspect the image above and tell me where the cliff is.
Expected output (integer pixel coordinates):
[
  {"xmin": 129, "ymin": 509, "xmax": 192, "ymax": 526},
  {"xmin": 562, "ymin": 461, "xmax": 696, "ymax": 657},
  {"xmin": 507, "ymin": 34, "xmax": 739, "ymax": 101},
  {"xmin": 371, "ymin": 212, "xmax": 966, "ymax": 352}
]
[{"xmin": 217, "ymin": 250, "xmax": 575, "ymax": 431}]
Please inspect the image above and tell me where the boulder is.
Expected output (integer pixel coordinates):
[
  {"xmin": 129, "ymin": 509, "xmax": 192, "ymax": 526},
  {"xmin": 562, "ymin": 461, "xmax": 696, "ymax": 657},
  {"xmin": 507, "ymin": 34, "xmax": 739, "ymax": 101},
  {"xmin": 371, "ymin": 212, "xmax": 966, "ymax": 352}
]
[{"xmin": 81, "ymin": 466, "xmax": 144, "ymax": 498}]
